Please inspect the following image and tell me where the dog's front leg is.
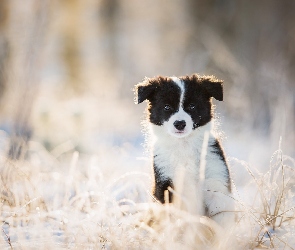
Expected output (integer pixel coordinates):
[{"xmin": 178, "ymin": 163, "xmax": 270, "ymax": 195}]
[
  {"xmin": 153, "ymin": 167, "xmax": 174, "ymax": 203},
  {"xmin": 204, "ymin": 180, "xmax": 235, "ymax": 227}
]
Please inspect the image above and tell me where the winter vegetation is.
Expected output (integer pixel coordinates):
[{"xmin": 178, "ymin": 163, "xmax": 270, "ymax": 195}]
[{"xmin": 0, "ymin": 0, "xmax": 295, "ymax": 249}]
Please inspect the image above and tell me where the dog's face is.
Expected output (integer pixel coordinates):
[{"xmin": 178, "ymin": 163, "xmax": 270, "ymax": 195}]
[{"xmin": 135, "ymin": 74, "xmax": 223, "ymax": 138}]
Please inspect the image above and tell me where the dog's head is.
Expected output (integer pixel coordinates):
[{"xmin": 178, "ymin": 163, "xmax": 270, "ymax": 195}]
[{"xmin": 135, "ymin": 74, "xmax": 223, "ymax": 138}]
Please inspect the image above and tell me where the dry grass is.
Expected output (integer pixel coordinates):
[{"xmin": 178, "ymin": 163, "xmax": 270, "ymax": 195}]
[
  {"xmin": 230, "ymin": 138, "xmax": 295, "ymax": 249},
  {"xmin": 0, "ymin": 135, "xmax": 294, "ymax": 249},
  {"xmin": 0, "ymin": 144, "xmax": 227, "ymax": 249}
]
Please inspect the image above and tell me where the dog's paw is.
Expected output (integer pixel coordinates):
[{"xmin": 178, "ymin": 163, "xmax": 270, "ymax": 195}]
[{"xmin": 205, "ymin": 191, "xmax": 235, "ymax": 228}]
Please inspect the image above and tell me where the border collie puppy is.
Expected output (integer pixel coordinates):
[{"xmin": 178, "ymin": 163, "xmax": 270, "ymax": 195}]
[{"xmin": 135, "ymin": 74, "xmax": 234, "ymax": 226}]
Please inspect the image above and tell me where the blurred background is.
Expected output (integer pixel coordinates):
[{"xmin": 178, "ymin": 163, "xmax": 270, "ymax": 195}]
[{"xmin": 0, "ymin": 0, "xmax": 294, "ymax": 172}]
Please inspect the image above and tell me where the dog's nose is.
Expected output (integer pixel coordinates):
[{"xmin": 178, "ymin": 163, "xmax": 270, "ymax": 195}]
[{"xmin": 173, "ymin": 120, "xmax": 186, "ymax": 131}]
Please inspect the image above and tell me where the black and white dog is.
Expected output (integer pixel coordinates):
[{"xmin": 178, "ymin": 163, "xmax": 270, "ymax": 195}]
[{"xmin": 135, "ymin": 74, "xmax": 234, "ymax": 226}]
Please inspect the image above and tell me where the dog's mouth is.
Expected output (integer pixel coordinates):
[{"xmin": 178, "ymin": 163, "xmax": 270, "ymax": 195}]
[{"xmin": 172, "ymin": 129, "xmax": 190, "ymax": 138}]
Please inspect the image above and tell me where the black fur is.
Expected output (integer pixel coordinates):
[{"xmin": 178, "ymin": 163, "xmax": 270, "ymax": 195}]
[
  {"xmin": 137, "ymin": 77, "xmax": 182, "ymax": 126},
  {"xmin": 153, "ymin": 162, "xmax": 174, "ymax": 203},
  {"xmin": 211, "ymin": 140, "xmax": 231, "ymax": 191},
  {"xmin": 180, "ymin": 74, "xmax": 223, "ymax": 101},
  {"xmin": 181, "ymin": 76, "xmax": 214, "ymax": 128},
  {"xmin": 211, "ymin": 140, "xmax": 226, "ymax": 163}
]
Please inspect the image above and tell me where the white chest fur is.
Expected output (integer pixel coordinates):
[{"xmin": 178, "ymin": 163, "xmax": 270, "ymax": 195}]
[
  {"xmin": 151, "ymin": 121, "xmax": 232, "ymax": 216},
  {"xmin": 152, "ymin": 122, "xmax": 216, "ymax": 181},
  {"xmin": 153, "ymin": 130, "xmax": 201, "ymax": 180}
]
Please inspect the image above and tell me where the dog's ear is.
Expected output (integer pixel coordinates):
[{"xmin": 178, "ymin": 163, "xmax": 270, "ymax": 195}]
[
  {"xmin": 202, "ymin": 76, "xmax": 223, "ymax": 101},
  {"xmin": 134, "ymin": 77, "xmax": 157, "ymax": 104}
]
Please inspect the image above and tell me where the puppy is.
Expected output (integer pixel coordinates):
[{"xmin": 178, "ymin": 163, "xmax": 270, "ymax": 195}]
[{"xmin": 135, "ymin": 74, "xmax": 235, "ymax": 227}]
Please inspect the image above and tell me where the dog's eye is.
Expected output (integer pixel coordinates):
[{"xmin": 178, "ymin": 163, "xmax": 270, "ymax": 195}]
[
  {"xmin": 188, "ymin": 104, "xmax": 195, "ymax": 110},
  {"xmin": 164, "ymin": 104, "xmax": 172, "ymax": 111}
]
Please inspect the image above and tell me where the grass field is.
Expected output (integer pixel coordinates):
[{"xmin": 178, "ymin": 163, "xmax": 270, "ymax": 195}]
[{"xmin": 1, "ymin": 127, "xmax": 295, "ymax": 249}]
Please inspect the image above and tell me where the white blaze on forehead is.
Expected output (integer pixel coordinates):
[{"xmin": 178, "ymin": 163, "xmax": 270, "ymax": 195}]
[
  {"xmin": 171, "ymin": 77, "xmax": 185, "ymax": 106},
  {"xmin": 163, "ymin": 77, "xmax": 192, "ymax": 138}
]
